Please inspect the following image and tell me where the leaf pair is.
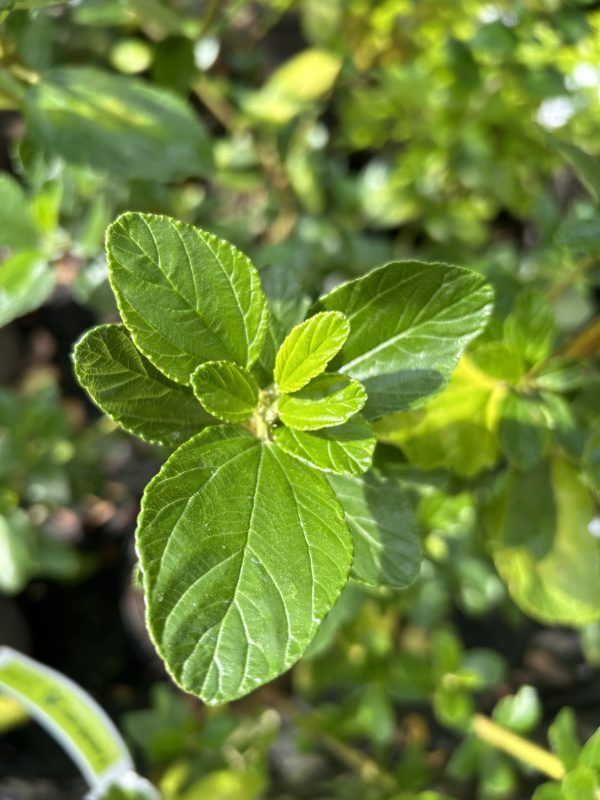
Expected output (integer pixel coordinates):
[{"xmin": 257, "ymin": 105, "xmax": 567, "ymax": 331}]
[{"xmin": 73, "ymin": 211, "xmax": 493, "ymax": 704}]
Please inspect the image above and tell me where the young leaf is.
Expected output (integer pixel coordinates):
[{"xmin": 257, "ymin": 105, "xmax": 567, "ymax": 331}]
[
  {"xmin": 278, "ymin": 373, "xmax": 367, "ymax": 431},
  {"xmin": 73, "ymin": 324, "xmax": 214, "ymax": 447},
  {"xmin": 0, "ymin": 252, "xmax": 55, "ymax": 327},
  {"xmin": 190, "ymin": 361, "xmax": 259, "ymax": 423},
  {"xmin": 314, "ymin": 261, "xmax": 493, "ymax": 418},
  {"xmin": 327, "ymin": 472, "xmax": 422, "ymax": 589},
  {"xmin": 107, "ymin": 213, "xmax": 269, "ymax": 385},
  {"xmin": 137, "ymin": 426, "xmax": 352, "ymax": 704},
  {"xmin": 486, "ymin": 459, "xmax": 600, "ymax": 625},
  {"xmin": 273, "ymin": 415, "xmax": 376, "ymax": 476},
  {"xmin": 24, "ymin": 67, "xmax": 212, "ymax": 182},
  {"xmin": 274, "ymin": 311, "xmax": 350, "ymax": 393}
]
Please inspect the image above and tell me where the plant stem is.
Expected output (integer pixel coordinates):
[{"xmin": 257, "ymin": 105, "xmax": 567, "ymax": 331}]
[
  {"xmin": 561, "ymin": 315, "xmax": 600, "ymax": 358},
  {"xmin": 473, "ymin": 714, "xmax": 565, "ymax": 781}
]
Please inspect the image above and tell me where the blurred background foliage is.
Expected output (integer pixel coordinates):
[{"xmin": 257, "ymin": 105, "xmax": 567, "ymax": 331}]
[{"xmin": 1, "ymin": 0, "xmax": 600, "ymax": 798}]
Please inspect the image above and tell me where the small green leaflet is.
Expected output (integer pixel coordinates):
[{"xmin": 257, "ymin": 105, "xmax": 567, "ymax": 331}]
[
  {"xmin": 315, "ymin": 261, "xmax": 493, "ymax": 419},
  {"xmin": 191, "ymin": 361, "xmax": 259, "ymax": 423},
  {"xmin": 274, "ymin": 311, "xmax": 350, "ymax": 393},
  {"xmin": 23, "ymin": 67, "xmax": 212, "ymax": 183},
  {"xmin": 0, "ymin": 252, "xmax": 55, "ymax": 328},
  {"xmin": 273, "ymin": 416, "xmax": 375, "ymax": 475},
  {"xmin": 107, "ymin": 213, "xmax": 269, "ymax": 385},
  {"xmin": 73, "ymin": 324, "xmax": 214, "ymax": 447},
  {"xmin": 138, "ymin": 426, "xmax": 352, "ymax": 704},
  {"xmin": 328, "ymin": 472, "xmax": 421, "ymax": 589},
  {"xmin": 278, "ymin": 373, "xmax": 367, "ymax": 431}
]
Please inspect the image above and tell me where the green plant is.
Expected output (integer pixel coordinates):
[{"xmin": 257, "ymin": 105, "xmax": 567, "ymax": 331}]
[{"xmin": 73, "ymin": 211, "xmax": 493, "ymax": 704}]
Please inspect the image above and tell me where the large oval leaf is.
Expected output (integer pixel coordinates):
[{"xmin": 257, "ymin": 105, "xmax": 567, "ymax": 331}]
[
  {"xmin": 191, "ymin": 361, "xmax": 259, "ymax": 424},
  {"xmin": 328, "ymin": 472, "xmax": 422, "ymax": 589},
  {"xmin": 73, "ymin": 324, "xmax": 214, "ymax": 447},
  {"xmin": 274, "ymin": 311, "xmax": 350, "ymax": 394},
  {"xmin": 138, "ymin": 426, "xmax": 352, "ymax": 704},
  {"xmin": 273, "ymin": 416, "xmax": 375, "ymax": 476},
  {"xmin": 278, "ymin": 373, "xmax": 367, "ymax": 431},
  {"xmin": 315, "ymin": 261, "xmax": 493, "ymax": 419},
  {"xmin": 107, "ymin": 213, "xmax": 269, "ymax": 385},
  {"xmin": 485, "ymin": 459, "xmax": 600, "ymax": 625},
  {"xmin": 23, "ymin": 67, "xmax": 212, "ymax": 182}
]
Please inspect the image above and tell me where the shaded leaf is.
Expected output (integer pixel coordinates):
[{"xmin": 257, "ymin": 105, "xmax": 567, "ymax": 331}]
[
  {"xmin": 138, "ymin": 426, "xmax": 352, "ymax": 704},
  {"xmin": 315, "ymin": 261, "xmax": 493, "ymax": 418},
  {"xmin": 73, "ymin": 324, "xmax": 214, "ymax": 447},
  {"xmin": 328, "ymin": 472, "xmax": 421, "ymax": 589},
  {"xmin": 278, "ymin": 372, "xmax": 366, "ymax": 431},
  {"xmin": 375, "ymin": 358, "xmax": 504, "ymax": 478},
  {"xmin": 107, "ymin": 213, "xmax": 269, "ymax": 385},
  {"xmin": 24, "ymin": 67, "xmax": 212, "ymax": 182},
  {"xmin": 499, "ymin": 391, "xmax": 551, "ymax": 470},
  {"xmin": 504, "ymin": 288, "xmax": 554, "ymax": 366},
  {"xmin": 486, "ymin": 460, "xmax": 600, "ymax": 625}
]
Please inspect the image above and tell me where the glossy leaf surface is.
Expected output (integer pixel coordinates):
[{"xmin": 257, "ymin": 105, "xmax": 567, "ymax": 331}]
[
  {"xmin": 73, "ymin": 324, "xmax": 214, "ymax": 447},
  {"xmin": 273, "ymin": 415, "xmax": 375, "ymax": 475},
  {"xmin": 138, "ymin": 426, "xmax": 352, "ymax": 704},
  {"xmin": 274, "ymin": 311, "xmax": 349, "ymax": 394},
  {"xmin": 316, "ymin": 261, "xmax": 493, "ymax": 418},
  {"xmin": 191, "ymin": 361, "xmax": 259, "ymax": 423},
  {"xmin": 278, "ymin": 373, "xmax": 367, "ymax": 431},
  {"xmin": 107, "ymin": 213, "xmax": 269, "ymax": 385}
]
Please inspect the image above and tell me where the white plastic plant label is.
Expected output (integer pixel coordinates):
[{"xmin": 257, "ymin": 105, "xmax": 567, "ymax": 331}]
[{"xmin": 0, "ymin": 646, "xmax": 158, "ymax": 799}]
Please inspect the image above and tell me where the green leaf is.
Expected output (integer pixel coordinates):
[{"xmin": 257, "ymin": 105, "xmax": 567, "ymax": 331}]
[
  {"xmin": 243, "ymin": 48, "xmax": 341, "ymax": 125},
  {"xmin": 492, "ymin": 685, "xmax": 541, "ymax": 734},
  {"xmin": 504, "ymin": 289, "xmax": 554, "ymax": 366},
  {"xmin": 579, "ymin": 728, "xmax": 600, "ymax": 769},
  {"xmin": 273, "ymin": 415, "xmax": 375, "ymax": 475},
  {"xmin": 375, "ymin": 358, "xmax": 503, "ymax": 478},
  {"xmin": 315, "ymin": 261, "xmax": 493, "ymax": 419},
  {"xmin": 278, "ymin": 373, "xmax": 366, "ymax": 431},
  {"xmin": 0, "ymin": 174, "xmax": 40, "ymax": 251},
  {"xmin": 562, "ymin": 767, "xmax": 597, "ymax": 800},
  {"xmin": 274, "ymin": 311, "xmax": 350, "ymax": 394},
  {"xmin": 190, "ymin": 361, "xmax": 259, "ymax": 423},
  {"xmin": 551, "ymin": 139, "xmax": 600, "ymax": 201},
  {"xmin": 532, "ymin": 784, "xmax": 565, "ymax": 800},
  {"xmin": 486, "ymin": 460, "xmax": 600, "ymax": 626},
  {"xmin": 107, "ymin": 213, "xmax": 269, "ymax": 385},
  {"xmin": 138, "ymin": 426, "xmax": 352, "ymax": 704},
  {"xmin": 583, "ymin": 430, "xmax": 600, "ymax": 496},
  {"xmin": 23, "ymin": 67, "xmax": 212, "ymax": 182},
  {"xmin": 0, "ymin": 1, "xmax": 64, "ymax": 8},
  {"xmin": 0, "ymin": 252, "xmax": 55, "ymax": 327},
  {"xmin": 499, "ymin": 392, "xmax": 551, "ymax": 470},
  {"xmin": 550, "ymin": 709, "xmax": 581, "ymax": 771},
  {"xmin": 556, "ymin": 219, "xmax": 600, "ymax": 252},
  {"xmin": 327, "ymin": 472, "xmax": 421, "ymax": 589},
  {"xmin": 73, "ymin": 324, "xmax": 214, "ymax": 447}
]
